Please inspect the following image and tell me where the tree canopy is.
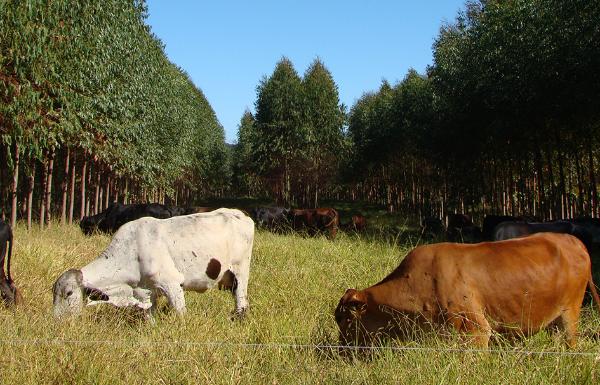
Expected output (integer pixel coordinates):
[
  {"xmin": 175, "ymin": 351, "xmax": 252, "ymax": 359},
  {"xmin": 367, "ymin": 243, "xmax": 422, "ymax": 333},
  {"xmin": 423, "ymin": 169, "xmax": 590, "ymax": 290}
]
[{"xmin": 1, "ymin": 0, "xmax": 228, "ymax": 225}]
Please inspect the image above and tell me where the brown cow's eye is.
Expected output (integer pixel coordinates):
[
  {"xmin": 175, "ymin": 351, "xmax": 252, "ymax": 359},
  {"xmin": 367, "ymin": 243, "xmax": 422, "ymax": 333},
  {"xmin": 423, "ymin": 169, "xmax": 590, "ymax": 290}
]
[{"xmin": 66, "ymin": 290, "xmax": 73, "ymax": 297}]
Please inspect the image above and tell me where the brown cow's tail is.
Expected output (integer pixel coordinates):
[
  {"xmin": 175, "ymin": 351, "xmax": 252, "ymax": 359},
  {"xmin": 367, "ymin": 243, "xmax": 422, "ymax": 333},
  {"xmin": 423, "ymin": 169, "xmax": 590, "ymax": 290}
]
[{"xmin": 588, "ymin": 273, "xmax": 600, "ymax": 314}]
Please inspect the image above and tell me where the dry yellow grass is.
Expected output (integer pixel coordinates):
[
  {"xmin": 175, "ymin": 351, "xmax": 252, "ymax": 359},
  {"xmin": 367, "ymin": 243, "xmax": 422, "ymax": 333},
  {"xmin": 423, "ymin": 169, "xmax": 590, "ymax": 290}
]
[{"xmin": 1, "ymin": 223, "xmax": 599, "ymax": 384}]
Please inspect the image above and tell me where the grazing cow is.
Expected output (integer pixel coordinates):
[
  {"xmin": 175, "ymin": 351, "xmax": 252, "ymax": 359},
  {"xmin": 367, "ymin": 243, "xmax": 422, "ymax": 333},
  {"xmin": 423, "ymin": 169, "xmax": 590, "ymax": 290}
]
[
  {"xmin": 421, "ymin": 217, "xmax": 445, "ymax": 239},
  {"xmin": 482, "ymin": 215, "xmax": 517, "ymax": 240},
  {"xmin": 54, "ymin": 208, "xmax": 254, "ymax": 319},
  {"xmin": 250, "ymin": 207, "xmax": 291, "ymax": 231},
  {"xmin": 569, "ymin": 217, "xmax": 600, "ymax": 245},
  {"xmin": 0, "ymin": 219, "xmax": 20, "ymax": 306},
  {"xmin": 80, "ymin": 202, "xmax": 184, "ymax": 235},
  {"xmin": 184, "ymin": 207, "xmax": 217, "ymax": 214},
  {"xmin": 335, "ymin": 233, "xmax": 600, "ymax": 348},
  {"xmin": 290, "ymin": 208, "xmax": 339, "ymax": 239},
  {"xmin": 493, "ymin": 220, "xmax": 593, "ymax": 251},
  {"xmin": 446, "ymin": 214, "xmax": 481, "ymax": 243},
  {"xmin": 343, "ymin": 214, "xmax": 367, "ymax": 232}
]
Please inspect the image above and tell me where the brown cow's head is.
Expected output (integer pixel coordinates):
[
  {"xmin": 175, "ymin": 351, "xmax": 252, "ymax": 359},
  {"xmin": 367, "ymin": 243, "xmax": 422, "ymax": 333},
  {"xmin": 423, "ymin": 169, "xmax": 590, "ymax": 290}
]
[
  {"xmin": 335, "ymin": 288, "xmax": 413, "ymax": 346},
  {"xmin": 334, "ymin": 288, "xmax": 372, "ymax": 346}
]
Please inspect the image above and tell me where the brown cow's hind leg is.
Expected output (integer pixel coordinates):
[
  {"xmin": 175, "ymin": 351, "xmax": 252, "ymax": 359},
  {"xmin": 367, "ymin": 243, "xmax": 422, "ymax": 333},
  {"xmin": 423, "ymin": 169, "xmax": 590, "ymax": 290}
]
[{"xmin": 557, "ymin": 307, "xmax": 580, "ymax": 348}]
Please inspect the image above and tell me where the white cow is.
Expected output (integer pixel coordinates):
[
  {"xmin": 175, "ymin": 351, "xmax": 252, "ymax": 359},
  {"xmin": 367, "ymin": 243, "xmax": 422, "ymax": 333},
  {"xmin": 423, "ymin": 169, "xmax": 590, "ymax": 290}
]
[{"xmin": 53, "ymin": 208, "xmax": 254, "ymax": 319}]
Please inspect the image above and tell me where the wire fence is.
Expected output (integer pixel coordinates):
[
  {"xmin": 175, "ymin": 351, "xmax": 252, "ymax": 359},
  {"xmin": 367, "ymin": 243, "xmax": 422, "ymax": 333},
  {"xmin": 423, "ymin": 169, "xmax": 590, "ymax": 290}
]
[{"xmin": 1, "ymin": 338, "xmax": 599, "ymax": 358}]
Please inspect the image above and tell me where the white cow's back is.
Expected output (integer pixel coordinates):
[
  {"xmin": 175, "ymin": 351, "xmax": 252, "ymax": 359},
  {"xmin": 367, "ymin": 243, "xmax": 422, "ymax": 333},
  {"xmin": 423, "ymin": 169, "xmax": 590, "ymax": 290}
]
[{"xmin": 82, "ymin": 208, "xmax": 254, "ymax": 303}]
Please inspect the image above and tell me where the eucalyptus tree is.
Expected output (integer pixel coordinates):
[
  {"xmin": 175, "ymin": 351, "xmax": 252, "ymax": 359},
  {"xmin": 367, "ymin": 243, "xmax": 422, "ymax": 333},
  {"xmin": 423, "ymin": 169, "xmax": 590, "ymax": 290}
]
[
  {"xmin": 301, "ymin": 59, "xmax": 346, "ymax": 206},
  {"xmin": 254, "ymin": 57, "xmax": 304, "ymax": 204},
  {"xmin": 0, "ymin": 0, "xmax": 229, "ymax": 225},
  {"xmin": 232, "ymin": 110, "xmax": 260, "ymax": 197}
]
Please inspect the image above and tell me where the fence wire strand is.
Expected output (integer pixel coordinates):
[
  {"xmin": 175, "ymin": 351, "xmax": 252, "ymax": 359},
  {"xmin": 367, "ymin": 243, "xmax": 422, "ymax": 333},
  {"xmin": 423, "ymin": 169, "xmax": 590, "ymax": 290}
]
[{"xmin": 1, "ymin": 338, "xmax": 599, "ymax": 358}]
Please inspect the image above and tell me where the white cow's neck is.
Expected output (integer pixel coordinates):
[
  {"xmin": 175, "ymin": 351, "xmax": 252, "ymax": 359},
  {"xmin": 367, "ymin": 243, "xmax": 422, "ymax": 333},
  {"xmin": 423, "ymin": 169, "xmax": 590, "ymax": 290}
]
[{"xmin": 80, "ymin": 232, "xmax": 139, "ymax": 293}]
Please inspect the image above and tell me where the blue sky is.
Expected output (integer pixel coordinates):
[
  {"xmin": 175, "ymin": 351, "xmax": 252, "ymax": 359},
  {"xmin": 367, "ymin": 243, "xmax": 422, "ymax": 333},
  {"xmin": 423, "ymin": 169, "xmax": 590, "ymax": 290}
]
[{"xmin": 146, "ymin": 1, "xmax": 466, "ymax": 143}]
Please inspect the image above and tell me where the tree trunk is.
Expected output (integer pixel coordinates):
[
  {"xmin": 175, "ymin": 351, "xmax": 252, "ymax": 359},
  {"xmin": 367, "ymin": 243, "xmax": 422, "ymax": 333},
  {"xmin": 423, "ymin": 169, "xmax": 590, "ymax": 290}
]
[
  {"xmin": 105, "ymin": 176, "xmax": 111, "ymax": 209},
  {"xmin": 94, "ymin": 164, "xmax": 100, "ymax": 215},
  {"xmin": 86, "ymin": 163, "xmax": 92, "ymax": 216},
  {"xmin": 113, "ymin": 178, "xmax": 118, "ymax": 205},
  {"xmin": 534, "ymin": 148, "xmax": 545, "ymax": 219},
  {"xmin": 45, "ymin": 151, "xmax": 55, "ymax": 227},
  {"xmin": 10, "ymin": 142, "xmax": 19, "ymax": 228},
  {"xmin": 61, "ymin": 148, "xmax": 70, "ymax": 224},
  {"xmin": 557, "ymin": 148, "xmax": 567, "ymax": 219},
  {"xmin": 575, "ymin": 149, "xmax": 584, "ymax": 215},
  {"xmin": 588, "ymin": 139, "xmax": 597, "ymax": 217},
  {"xmin": 80, "ymin": 154, "xmax": 87, "ymax": 220},
  {"xmin": 39, "ymin": 158, "xmax": 48, "ymax": 229},
  {"xmin": 26, "ymin": 162, "xmax": 35, "ymax": 231},
  {"xmin": 68, "ymin": 152, "xmax": 76, "ymax": 225}
]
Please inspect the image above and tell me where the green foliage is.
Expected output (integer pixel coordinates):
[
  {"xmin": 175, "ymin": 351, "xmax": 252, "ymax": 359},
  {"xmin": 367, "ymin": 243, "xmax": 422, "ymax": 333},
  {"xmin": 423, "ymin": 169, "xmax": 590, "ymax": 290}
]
[
  {"xmin": 238, "ymin": 57, "xmax": 347, "ymax": 205},
  {"xmin": 0, "ymin": 0, "xmax": 227, "ymax": 197},
  {"xmin": 342, "ymin": 0, "xmax": 600, "ymax": 218}
]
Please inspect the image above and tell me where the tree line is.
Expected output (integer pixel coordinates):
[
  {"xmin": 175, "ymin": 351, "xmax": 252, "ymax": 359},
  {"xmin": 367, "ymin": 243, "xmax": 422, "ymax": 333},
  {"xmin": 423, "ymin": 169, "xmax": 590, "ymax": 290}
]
[
  {"xmin": 233, "ymin": 0, "xmax": 600, "ymax": 222},
  {"xmin": 0, "ymin": 0, "xmax": 230, "ymax": 229}
]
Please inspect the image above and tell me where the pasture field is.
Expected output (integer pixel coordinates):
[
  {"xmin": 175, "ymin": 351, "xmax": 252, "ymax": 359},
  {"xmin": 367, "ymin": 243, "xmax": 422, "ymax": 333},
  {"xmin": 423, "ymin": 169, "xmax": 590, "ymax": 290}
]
[{"xmin": 1, "ymin": 224, "xmax": 600, "ymax": 384}]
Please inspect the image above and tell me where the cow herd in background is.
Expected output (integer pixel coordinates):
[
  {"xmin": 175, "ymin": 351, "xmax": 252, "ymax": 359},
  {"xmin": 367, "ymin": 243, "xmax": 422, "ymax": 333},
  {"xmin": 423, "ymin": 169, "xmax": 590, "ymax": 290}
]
[
  {"xmin": 422, "ymin": 213, "xmax": 600, "ymax": 252},
  {"xmin": 1, "ymin": 203, "xmax": 600, "ymax": 350},
  {"xmin": 78, "ymin": 203, "xmax": 359, "ymax": 239}
]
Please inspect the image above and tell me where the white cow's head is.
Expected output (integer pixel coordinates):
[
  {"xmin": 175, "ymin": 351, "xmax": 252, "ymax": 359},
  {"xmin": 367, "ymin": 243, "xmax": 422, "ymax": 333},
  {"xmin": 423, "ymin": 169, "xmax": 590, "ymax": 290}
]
[{"xmin": 53, "ymin": 269, "xmax": 85, "ymax": 318}]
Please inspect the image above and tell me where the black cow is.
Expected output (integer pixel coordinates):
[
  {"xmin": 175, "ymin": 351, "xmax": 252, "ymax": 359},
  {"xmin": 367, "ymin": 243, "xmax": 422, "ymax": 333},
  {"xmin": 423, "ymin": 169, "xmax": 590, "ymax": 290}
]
[
  {"xmin": 569, "ymin": 217, "xmax": 600, "ymax": 245},
  {"xmin": 493, "ymin": 220, "xmax": 593, "ymax": 251},
  {"xmin": 0, "ymin": 219, "xmax": 19, "ymax": 306},
  {"xmin": 482, "ymin": 215, "xmax": 517, "ymax": 240},
  {"xmin": 421, "ymin": 217, "xmax": 445, "ymax": 239},
  {"xmin": 80, "ymin": 203, "xmax": 179, "ymax": 235},
  {"xmin": 446, "ymin": 214, "xmax": 482, "ymax": 243},
  {"xmin": 250, "ymin": 207, "xmax": 291, "ymax": 231}
]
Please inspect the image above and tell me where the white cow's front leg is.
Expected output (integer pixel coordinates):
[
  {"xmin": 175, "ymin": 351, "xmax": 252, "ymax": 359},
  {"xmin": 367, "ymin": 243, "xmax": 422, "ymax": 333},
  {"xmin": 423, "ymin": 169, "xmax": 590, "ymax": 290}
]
[
  {"xmin": 159, "ymin": 282, "xmax": 186, "ymax": 315},
  {"xmin": 232, "ymin": 259, "xmax": 251, "ymax": 318},
  {"xmin": 133, "ymin": 287, "xmax": 156, "ymax": 322}
]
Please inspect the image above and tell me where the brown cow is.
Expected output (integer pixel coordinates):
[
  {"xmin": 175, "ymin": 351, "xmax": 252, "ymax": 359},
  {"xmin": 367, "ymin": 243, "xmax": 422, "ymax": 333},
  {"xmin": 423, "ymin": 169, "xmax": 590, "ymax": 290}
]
[
  {"xmin": 290, "ymin": 208, "xmax": 339, "ymax": 239},
  {"xmin": 344, "ymin": 214, "xmax": 367, "ymax": 232},
  {"xmin": 185, "ymin": 206, "xmax": 217, "ymax": 214},
  {"xmin": 335, "ymin": 233, "xmax": 600, "ymax": 348}
]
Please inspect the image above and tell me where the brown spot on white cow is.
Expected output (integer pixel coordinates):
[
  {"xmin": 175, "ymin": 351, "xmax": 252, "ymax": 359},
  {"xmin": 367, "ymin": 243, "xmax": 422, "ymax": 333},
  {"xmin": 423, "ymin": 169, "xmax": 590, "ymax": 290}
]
[{"xmin": 205, "ymin": 258, "xmax": 221, "ymax": 280}]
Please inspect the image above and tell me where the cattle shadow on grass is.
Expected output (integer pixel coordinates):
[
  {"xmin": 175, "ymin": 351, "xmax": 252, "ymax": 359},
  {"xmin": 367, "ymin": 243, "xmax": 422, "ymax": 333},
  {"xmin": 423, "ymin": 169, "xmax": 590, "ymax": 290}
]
[
  {"xmin": 83, "ymin": 296, "xmax": 177, "ymax": 326},
  {"xmin": 308, "ymin": 312, "xmax": 449, "ymax": 362},
  {"xmin": 85, "ymin": 304, "xmax": 151, "ymax": 327}
]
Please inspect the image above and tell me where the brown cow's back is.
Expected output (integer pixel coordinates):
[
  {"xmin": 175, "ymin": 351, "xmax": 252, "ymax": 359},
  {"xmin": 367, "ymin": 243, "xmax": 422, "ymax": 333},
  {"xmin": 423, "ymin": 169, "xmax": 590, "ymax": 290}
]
[
  {"xmin": 336, "ymin": 233, "xmax": 594, "ymax": 347},
  {"xmin": 290, "ymin": 208, "xmax": 339, "ymax": 239}
]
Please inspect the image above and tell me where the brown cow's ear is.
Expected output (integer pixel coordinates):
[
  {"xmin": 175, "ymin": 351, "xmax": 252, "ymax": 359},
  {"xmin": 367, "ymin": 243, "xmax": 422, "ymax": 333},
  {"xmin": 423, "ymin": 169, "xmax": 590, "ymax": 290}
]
[{"xmin": 344, "ymin": 289, "xmax": 367, "ymax": 313}]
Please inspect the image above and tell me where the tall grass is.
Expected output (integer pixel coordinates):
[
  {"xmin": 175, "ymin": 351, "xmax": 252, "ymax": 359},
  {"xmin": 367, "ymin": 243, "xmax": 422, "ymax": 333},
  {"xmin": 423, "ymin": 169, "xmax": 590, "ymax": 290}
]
[{"xmin": 1, "ymin": 224, "xmax": 599, "ymax": 384}]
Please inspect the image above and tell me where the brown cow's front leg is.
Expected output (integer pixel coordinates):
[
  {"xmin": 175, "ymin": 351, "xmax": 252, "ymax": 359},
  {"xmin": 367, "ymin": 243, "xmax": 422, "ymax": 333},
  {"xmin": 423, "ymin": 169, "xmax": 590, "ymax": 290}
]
[{"xmin": 447, "ymin": 310, "xmax": 491, "ymax": 348}]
